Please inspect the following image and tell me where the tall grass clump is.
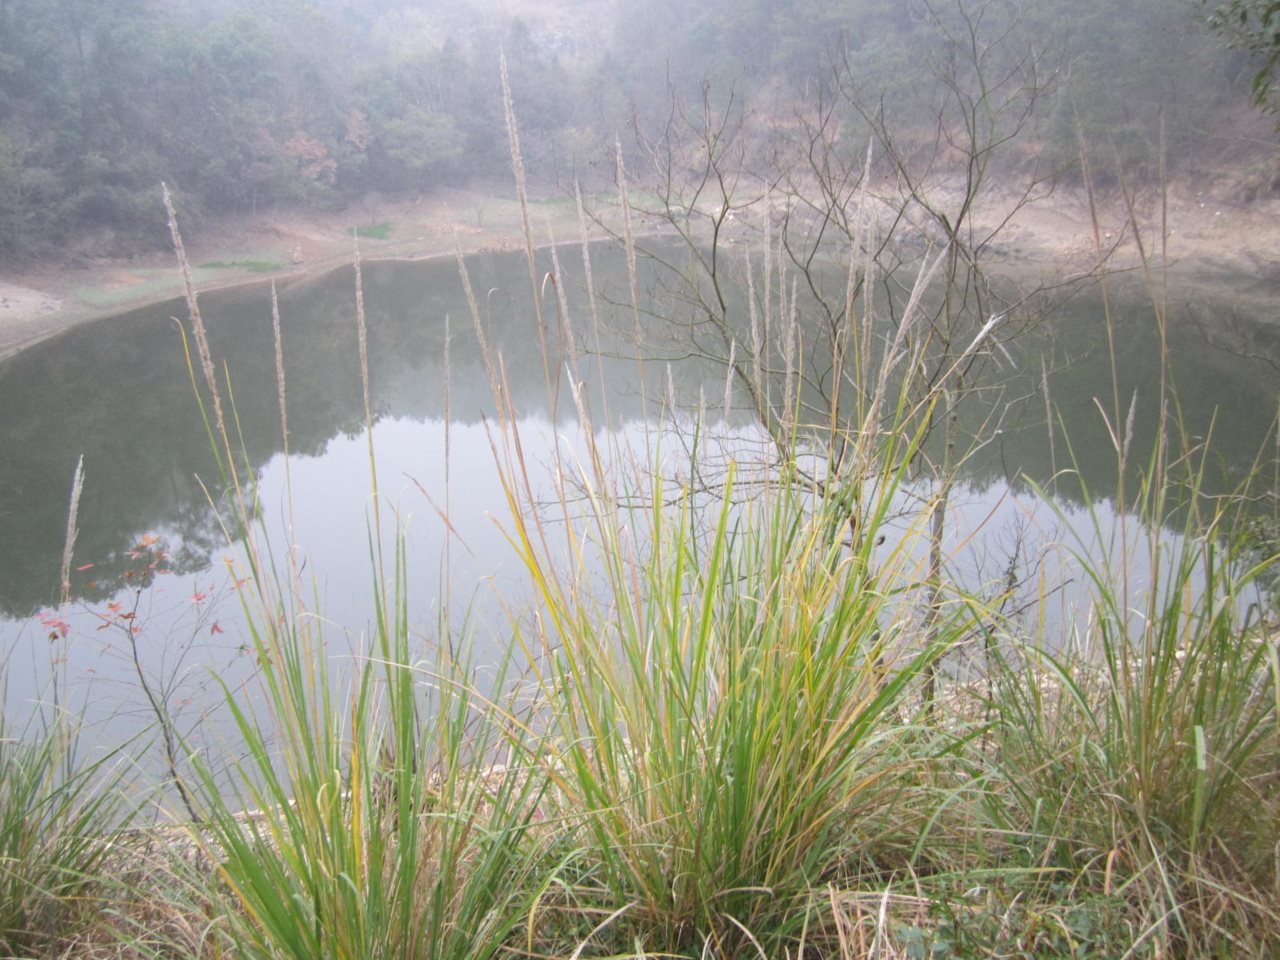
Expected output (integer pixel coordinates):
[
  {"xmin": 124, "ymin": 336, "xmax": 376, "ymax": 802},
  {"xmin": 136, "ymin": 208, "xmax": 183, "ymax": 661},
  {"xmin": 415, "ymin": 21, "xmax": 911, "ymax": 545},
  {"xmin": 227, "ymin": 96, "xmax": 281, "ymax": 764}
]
[
  {"xmin": 981, "ymin": 324, "xmax": 1280, "ymax": 949},
  {"xmin": 986, "ymin": 467, "xmax": 1280, "ymax": 951},
  {"xmin": 159, "ymin": 194, "xmax": 556, "ymax": 960},
  {"xmin": 486, "ymin": 382, "xmax": 979, "ymax": 956},
  {"xmin": 0, "ymin": 708, "xmax": 123, "ymax": 956},
  {"xmin": 477, "ymin": 110, "xmax": 985, "ymax": 952},
  {"xmin": 184, "ymin": 586, "xmax": 552, "ymax": 960}
]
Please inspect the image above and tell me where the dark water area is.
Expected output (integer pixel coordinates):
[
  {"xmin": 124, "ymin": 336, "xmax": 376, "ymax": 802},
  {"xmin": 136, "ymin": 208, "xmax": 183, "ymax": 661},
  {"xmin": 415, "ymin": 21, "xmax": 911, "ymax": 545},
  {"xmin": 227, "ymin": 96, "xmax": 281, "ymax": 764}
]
[
  {"xmin": 1, "ymin": 242, "xmax": 1278, "ymax": 735},
  {"xmin": 978, "ymin": 282, "xmax": 1280, "ymax": 499},
  {"xmin": 0, "ymin": 249, "xmax": 641, "ymax": 619}
]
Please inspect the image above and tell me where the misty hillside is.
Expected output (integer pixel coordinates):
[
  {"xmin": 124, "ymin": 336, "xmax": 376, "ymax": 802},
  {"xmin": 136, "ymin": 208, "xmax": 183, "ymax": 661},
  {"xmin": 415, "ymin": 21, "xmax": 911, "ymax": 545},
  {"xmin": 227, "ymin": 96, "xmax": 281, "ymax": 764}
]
[{"xmin": 0, "ymin": 0, "xmax": 1272, "ymax": 261}]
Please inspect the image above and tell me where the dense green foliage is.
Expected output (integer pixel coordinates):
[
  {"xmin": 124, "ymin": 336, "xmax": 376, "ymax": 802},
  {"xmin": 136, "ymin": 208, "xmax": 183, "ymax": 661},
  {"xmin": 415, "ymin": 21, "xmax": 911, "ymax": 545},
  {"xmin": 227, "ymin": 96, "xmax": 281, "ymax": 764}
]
[
  {"xmin": 1207, "ymin": 0, "xmax": 1280, "ymax": 109},
  {"xmin": 0, "ymin": 0, "xmax": 584, "ymax": 258},
  {"xmin": 0, "ymin": 0, "xmax": 1269, "ymax": 261}
]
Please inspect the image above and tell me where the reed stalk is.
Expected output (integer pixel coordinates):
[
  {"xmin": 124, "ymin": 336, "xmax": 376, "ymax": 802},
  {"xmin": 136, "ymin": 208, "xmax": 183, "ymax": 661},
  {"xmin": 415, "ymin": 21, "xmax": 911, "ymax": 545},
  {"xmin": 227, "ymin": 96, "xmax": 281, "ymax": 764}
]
[
  {"xmin": 57, "ymin": 455, "xmax": 83, "ymax": 610},
  {"xmin": 500, "ymin": 52, "xmax": 552, "ymax": 401}
]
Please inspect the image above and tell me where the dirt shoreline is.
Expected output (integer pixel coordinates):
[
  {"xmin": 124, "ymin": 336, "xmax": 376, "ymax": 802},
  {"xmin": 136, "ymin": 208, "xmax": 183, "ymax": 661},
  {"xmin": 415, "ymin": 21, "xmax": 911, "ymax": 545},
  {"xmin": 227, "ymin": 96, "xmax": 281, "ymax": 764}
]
[{"xmin": 2, "ymin": 181, "xmax": 1277, "ymax": 363}]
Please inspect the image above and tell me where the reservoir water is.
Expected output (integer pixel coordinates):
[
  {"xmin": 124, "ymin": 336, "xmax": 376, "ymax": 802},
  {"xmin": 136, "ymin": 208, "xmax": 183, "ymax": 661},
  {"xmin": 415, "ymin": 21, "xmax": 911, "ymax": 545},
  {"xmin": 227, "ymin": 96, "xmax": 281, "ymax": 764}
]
[{"xmin": 2, "ymin": 242, "xmax": 1278, "ymax": 751}]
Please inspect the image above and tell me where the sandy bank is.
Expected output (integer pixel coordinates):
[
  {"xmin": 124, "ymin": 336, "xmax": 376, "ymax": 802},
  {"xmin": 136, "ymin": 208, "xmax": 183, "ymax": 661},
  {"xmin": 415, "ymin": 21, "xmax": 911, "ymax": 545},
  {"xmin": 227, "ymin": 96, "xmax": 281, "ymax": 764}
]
[{"xmin": 1, "ymin": 181, "xmax": 1277, "ymax": 364}]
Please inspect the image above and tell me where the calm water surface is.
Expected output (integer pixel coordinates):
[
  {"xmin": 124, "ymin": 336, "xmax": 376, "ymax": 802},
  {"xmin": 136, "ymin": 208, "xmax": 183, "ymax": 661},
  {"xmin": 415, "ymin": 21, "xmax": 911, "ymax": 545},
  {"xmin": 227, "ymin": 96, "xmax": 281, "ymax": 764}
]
[{"xmin": 2, "ymin": 244, "xmax": 1278, "ymax": 745}]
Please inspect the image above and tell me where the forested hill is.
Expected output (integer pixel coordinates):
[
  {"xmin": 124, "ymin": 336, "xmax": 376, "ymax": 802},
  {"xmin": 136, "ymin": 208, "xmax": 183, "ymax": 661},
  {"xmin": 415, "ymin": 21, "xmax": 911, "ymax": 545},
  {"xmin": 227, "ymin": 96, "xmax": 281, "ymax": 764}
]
[{"xmin": 0, "ymin": 0, "xmax": 1271, "ymax": 261}]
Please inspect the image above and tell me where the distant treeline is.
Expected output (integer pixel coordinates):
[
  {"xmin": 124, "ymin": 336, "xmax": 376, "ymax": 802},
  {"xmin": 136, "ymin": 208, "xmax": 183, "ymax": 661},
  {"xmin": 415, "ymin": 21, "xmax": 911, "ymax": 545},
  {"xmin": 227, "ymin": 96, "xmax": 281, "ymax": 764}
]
[
  {"xmin": 619, "ymin": 0, "xmax": 1263, "ymax": 176},
  {"xmin": 0, "ymin": 0, "xmax": 1264, "ymax": 260}
]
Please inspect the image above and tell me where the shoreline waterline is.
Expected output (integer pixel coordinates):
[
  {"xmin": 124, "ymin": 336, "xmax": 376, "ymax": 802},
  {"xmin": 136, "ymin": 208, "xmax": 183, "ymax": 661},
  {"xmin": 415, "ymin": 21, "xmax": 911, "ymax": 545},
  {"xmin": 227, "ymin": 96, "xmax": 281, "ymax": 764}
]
[{"xmin": 3, "ymin": 180, "xmax": 1278, "ymax": 365}]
